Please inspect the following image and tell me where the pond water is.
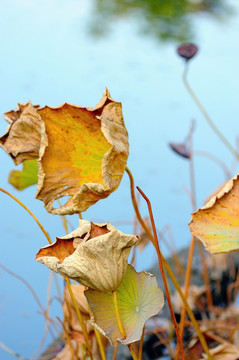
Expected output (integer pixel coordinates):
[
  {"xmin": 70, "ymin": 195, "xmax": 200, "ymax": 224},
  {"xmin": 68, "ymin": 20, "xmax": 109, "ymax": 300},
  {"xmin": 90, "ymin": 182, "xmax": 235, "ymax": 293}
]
[{"xmin": 0, "ymin": 0, "xmax": 239, "ymax": 358}]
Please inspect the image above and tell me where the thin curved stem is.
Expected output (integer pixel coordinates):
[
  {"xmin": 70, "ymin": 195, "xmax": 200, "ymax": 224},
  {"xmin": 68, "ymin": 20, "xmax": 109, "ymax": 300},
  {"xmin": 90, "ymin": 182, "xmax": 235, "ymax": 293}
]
[
  {"xmin": 136, "ymin": 186, "xmax": 185, "ymax": 360},
  {"xmin": 0, "ymin": 187, "xmax": 93, "ymax": 358},
  {"xmin": 0, "ymin": 342, "xmax": 27, "ymax": 360},
  {"xmin": 183, "ymin": 64, "xmax": 239, "ymax": 160},
  {"xmin": 125, "ymin": 167, "xmax": 212, "ymax": 359},
  {"xmin": 176, "ymin": 125, "xmax": 213, "ymax": 359},
  {"xmin": 0, "ymin": 262, "xmax": 44, "ymax": 312},
  {"xmin": 193, "ymin": 150, "xmax": 231, "ymax": 180},
  {"xmin": 0, "ymin": 187, "xmax": 52, "ymax": 244}
]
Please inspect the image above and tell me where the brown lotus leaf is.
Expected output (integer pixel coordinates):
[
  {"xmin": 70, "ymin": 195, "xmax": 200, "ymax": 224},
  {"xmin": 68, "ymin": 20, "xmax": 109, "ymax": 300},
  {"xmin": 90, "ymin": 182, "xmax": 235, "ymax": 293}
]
[
  {"xmin": 0, "ymin": 102, "xmax": 41, "ymax": 165},
  {"xmin": 89, "ymin": 222, "xmax": 110, "ymax": 239},
  {"xmin": 36, "ymin": 238, "xmax": 75, "ymax": 264},
  {"xmin": 3, "ymin": 102, "xmax": 40, "ymax": 123},
  {"xmin": 36, "ymin": 220, "xmax": 138, "ymax": 291},
  {"xmin": 185, "ymin": 334, "xmax": 213, "ymax": 360},
  {"xmin": 36, "ymin": 88, "xmax": 129, "ymax": 215}
]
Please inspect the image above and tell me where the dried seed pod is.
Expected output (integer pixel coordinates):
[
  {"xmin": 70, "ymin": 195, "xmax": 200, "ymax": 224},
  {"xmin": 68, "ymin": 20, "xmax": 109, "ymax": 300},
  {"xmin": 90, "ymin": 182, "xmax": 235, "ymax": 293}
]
[{"xmin": 177, "ymin": 43, "xmax": 198, "ymax": 61}]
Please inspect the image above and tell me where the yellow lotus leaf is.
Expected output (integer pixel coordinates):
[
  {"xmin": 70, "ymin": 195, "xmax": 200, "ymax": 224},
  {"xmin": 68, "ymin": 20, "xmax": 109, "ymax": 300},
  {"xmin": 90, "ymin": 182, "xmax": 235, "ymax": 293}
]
[
  {"xmin": 36, "ymin": 220, "xmax": 138, "ymax": 291},
  {"xmin": 0, "ymin": 102, "xmax": 41, "ymax": 165},
  {"xmin": 36, "ymin": 88, "xmax": 129, "ymax": 215},
  {"xmin": 189, "ymin": 174, "xmax": 239, "ymax": 253}
]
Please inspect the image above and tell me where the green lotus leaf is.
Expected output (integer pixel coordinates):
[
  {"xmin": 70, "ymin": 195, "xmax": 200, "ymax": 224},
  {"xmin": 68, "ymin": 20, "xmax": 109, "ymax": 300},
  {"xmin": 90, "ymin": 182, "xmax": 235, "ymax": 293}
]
[
  {"xmin": 8, "ymin": 159, "xmax": 38, "ymax": 190},
  {"xmin": 85, "ymin": 264, "xmax": 164, "ymax": 346}
]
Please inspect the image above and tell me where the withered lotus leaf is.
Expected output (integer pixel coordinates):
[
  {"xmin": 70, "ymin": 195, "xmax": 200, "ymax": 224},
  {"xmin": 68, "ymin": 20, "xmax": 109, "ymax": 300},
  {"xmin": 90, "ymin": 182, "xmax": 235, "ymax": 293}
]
[
  {"xmin": 85, "ymin": 265, "xmax": 164, "ymax": 346},
  {"xmin": 36, "ymin": 220, "xmax": 138, "ymax": 291},
  {"xmin": 36, "ymin": 88, "xmax": 129, "ymax": 215},
  {"xmin": 189, "ymin": 174, "xmax": 239, "ymax": 253},
  {"xmin": 3, "ymin": 102, "xmax": 40, "ymax": 123},
  {"xmin": 0, "ymin": 102, "xmax": 41, "ymax": 165}
]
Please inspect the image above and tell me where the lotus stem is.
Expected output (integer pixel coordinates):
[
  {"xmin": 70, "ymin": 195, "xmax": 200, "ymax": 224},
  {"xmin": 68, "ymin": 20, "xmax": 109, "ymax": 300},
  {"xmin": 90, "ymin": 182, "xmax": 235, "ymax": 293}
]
[
  {"xmin": 112, "ymin": 291, "xmax": 138, "ymax": 360},
  {"xmin": 136, "ymin": 186, "xmax": 185, "ymax": 360},
  {"xmin": 125, "ymin": 167, "xmax": 212, "ymax": 359},
  {"xmin": 112, "ymin": 291, "xmax": 126, "ymax": 339},
  {"xmin": 57, "ymin": 316, "xmax": 75, "ymax": 360},
  {"xmin": 0, "ymin": 188, "xmax": 94, "ymax": 359},
  {"xmin": 0, "ymin": 187, "xmax": 52, "ymax": 244},
  {"xmin": 0, "ymin": 342, "xmax": 27, "ymax": 360},
  {"xmin": 65, "ymin": 278, "xmax": 93, "ymax": 360},
  {"xmin": 112, "ymin": 343, "xmax": 119, "ymax": 360},
  {"xmin": 93, "ymin": 328, "xmax": 107, "ymax": 360},
  {"xmin": 138, "ymin": 325, "xmax": 145, "ymax": 360},
  {"xmin": 183, "ymin": 63, "xmax": 239, "ymax": 160},
  {"xmin": 128, "ymin": 344, "xmax": 138, "ymax": 360},
  {"xmin": 176, "ymin": 126, "xmax": 213, "ymax": 359}
]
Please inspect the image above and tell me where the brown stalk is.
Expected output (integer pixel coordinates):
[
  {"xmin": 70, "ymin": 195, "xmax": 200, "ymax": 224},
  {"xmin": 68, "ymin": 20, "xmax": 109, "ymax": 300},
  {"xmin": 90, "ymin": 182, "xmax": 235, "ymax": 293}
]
[
  {"xmin": 112, "ymin": 343, "xmax": 119, "ymax": 360},
  {"xmin": 176, "ymin": 123, "xmax": 213, "ymax": 359},
  {"xmin": 158, "ymin": 230, "xmax": 185, "ymax": 276},
  {"xmin": 125, "ymin": 167, "xmax": 212, "ymax": 359},
  {"xmin": 136, "ymin": 186, "xmax": 185, "ymax": 360}
]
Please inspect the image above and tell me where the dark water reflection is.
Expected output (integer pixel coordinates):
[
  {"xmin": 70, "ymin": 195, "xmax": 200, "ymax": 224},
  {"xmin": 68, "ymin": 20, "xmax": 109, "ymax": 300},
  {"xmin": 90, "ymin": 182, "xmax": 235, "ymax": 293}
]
[{"xmin": 90, "ymin": 0, "xmax": 233, "ymax": 41}]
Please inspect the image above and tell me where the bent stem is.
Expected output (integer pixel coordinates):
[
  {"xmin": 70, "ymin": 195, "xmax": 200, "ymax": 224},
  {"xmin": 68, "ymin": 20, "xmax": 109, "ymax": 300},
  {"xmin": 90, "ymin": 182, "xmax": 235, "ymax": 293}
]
[
  {"xmin": 112, "ymin": 291, "xmax": 138, "ymax": 360},
  {"xmin": 0, "ymin": 187, "xmax": 93, "ymax": 359},
  {"xmin": 0, "ymin": 187, "xmax": 52, "ymax": 244},
  {"xmin": 125, "ymin": 167, "xmax": 212, "ymax": 360},
  {"xmin": 136, "ymin": 186, "xmax": 185, "ymax": 360},
  {"xmin": 183, "ymin": 63, "xmax": 239, "ymax": 160},
  {"xmin": 176, "ymin": 124, "xmax": 213, "ymax": 360}
]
